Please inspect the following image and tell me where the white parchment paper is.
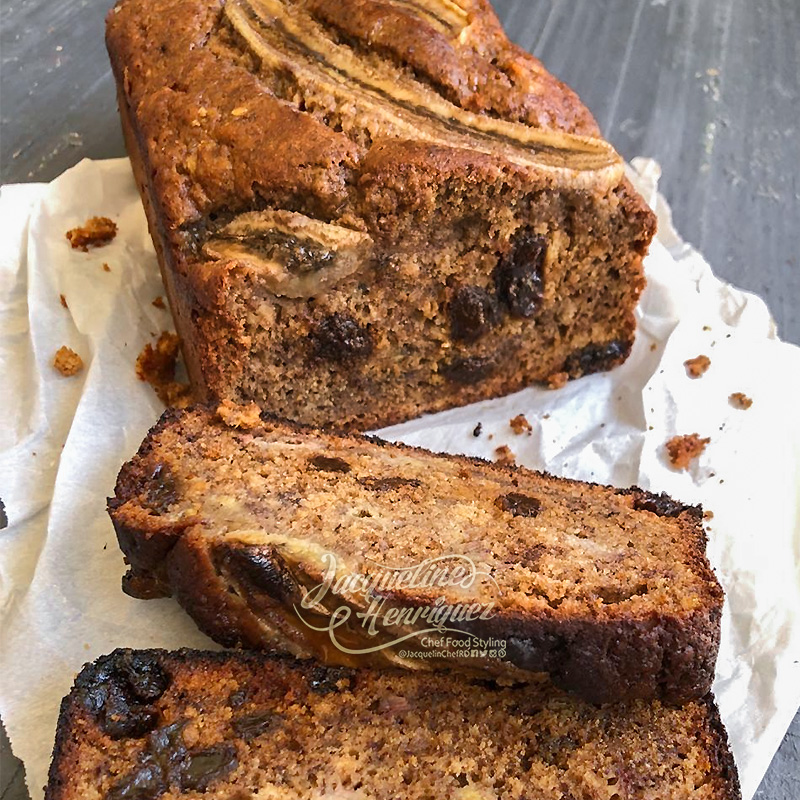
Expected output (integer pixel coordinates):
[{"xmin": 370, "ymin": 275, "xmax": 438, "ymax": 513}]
[{"xmin": 0, "ymin": 158, "xmax": 798, "ymax": 800}]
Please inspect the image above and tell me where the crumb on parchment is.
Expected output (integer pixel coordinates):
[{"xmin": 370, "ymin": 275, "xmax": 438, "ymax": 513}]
[
  {"xmin": 666, "ymin": 434, "xmax": 710, "ymax": 470},
  {"xmin": 729, "ymin": 392, "xmax": 753, "ymax": 410},
  {"xmin": 66, "ymin": 217, "xmax": 118, "ymax": 251},
  {"xmin": 59, "ymin": 294, "xmax": 68, "ymax": 309},
  {"xmin": 152, "ymin": 296, "xmax": 166, "ymax": 309},
  {"xmin": 102, "ymin": 263, "xmax": 111, "ymax": 272},
  {"xmin": 684, "ymin": 355, "xmax": 711, "ymax": 378},
  {"xmin": 53, "ymin": 346, "xmax": 83, "ymax": 377},
  {"xmin": 136, "ymin": 331, "xmax": 193, "ymax": 408},
  {"xmin": 509, "ymin": 414, "xmax": 533, "ymax": 435},
  {"xmin": 494, "ymin": 445, "xmax": 516, "ymax": 467},
  {"xmin": 472, "ymin": 422, "xmax": 482, "ymax": 437},
  {"xmin": 216, "ymin": 400, "xmax": 263, "ymax": 430},
  {"xmin": 546, "ymin": 371, "xmax": 569, "ymax": 390}
]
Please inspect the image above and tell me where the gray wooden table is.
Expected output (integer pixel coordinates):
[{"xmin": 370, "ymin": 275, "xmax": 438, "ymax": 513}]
[{"xmin": 1, "ymin": 0, "xmax": 798, "ymax": 798}]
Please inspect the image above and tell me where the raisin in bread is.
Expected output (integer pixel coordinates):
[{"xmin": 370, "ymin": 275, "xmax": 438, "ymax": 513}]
[
  {"xmin": 109, "ymin": 406, "xmax": 722, "ymax": 704},
  {"xmin": 105, "ymin": 0, "xmax": 656, "ymax": 430},
  {"xmin": 46, "ymin": 648, "xmax": 740, "ymax": 800}
]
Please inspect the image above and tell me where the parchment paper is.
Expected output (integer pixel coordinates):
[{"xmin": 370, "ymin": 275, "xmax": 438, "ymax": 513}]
[{"xmin": 0, "ymin": 157, "xmax": 798, "ymax": 799}]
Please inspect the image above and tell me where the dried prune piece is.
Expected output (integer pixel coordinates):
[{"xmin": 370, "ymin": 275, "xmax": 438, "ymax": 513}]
[
  {"xmin": 308, "ymin": 665, "xmax": 355, "ymax": 695},
  {"xmin": 359, "ymin": 476, "xmax": 422, "ymax": 492},
  {"xmin": 440, "ymin": 355, "xmax": 496, "ymax": 385},
  {"xmin": 221, "ymin": 545, "xmax": 295, "ymax": 602},
  {"xmin": 232, "ymin": 710, "xmax": 283, "ymax": 740},
  {"xmin": 562, "ymin": 340, "xmax": 630, "ymax": 378},
  {"xmin": 495, "ymin": 233, "xmax": 546, "ymax": 318},
  {"xmin": 448, "ymin": 285, "xmax": 500, "ymax": 342},
  {"xmin": 495, "ymin": 493, "xmax": 543, "ymax": 518},
  {"xmin": 180, "ymin": 745, "xmax": 238, "ymax": 791},
  {"xmin": 310, "ymin": 454, "xmax": 351, "ymax": 473},
  {"xmin": 106, "ymin": 762, "xmax": 166, "ymax": 800},
  {"xmin": 143, "ymin": 464, "xmax": 178, "ymax": 515},
  {"xmin": 631, "ymin": 491, "xmax": 693, "ymax": 518},
  {"xmin": 310, "ymin": 313, "xmax": 373, "ymax": 362},
  {"xmin": 116, "ymin": 652, "xmax": 170, "ymax": 703}
]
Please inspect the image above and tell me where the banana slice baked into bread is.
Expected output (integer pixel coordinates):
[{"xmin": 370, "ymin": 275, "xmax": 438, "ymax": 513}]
[
  {"xmin": 106, "ymin": 0, "xmax": 656, "ymax": 430},
  {"xmin": 109, "ymin": 406, "xmax": 723, "ymax": 704},
  {"xmin": 46, "ymin": 648, "xmax": 741, "ymax": 800}
]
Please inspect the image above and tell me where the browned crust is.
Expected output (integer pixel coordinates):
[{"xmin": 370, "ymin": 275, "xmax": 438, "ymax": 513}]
[
  {"xmin": 46, "ymin": 648, "xmax": 741, "ymax": 800},
  {"xmin": 109, "ymin": 406, "xmax": 723, "ymax": 704}
]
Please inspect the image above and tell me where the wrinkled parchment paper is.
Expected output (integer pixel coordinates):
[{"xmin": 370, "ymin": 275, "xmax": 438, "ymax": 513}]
[{"xmin": 1, "ymin": 158, "xmax": 798, "ymax": 799}]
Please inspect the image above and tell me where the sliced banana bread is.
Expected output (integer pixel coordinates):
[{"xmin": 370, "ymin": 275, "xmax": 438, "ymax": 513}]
[
  {"xmin": 46, "ymin": 648, "xmax": 740, "ymax": 800},
  {"xmin": 106, "ymin": 0, "xmax": 656, "ymax": 430},
  {"xmin": 109, "ymin": 406, "xmax": 723, "ymax": 704}
]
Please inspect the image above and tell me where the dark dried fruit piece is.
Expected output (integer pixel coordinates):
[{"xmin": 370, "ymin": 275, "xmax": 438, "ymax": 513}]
[
  {"xmin": 448, "ymin": 285, "xmax": 500, "ymax": 342},
  {"xmin": 116, "ymin": 652, "xmax": 171, "ymax": 703},
  {"xmin": 0, "ymin": 497, "xmax": 6, "ymax": 529},
  {"xmin": 232, "ymin": 710, "xmax": 283, "ymax": 740},
  {"xmin": 143, "ymin": 464, "xmax": 178, "ymax": 515},
  {"xmin": 495, "ymin": 493, "xmax": 543, "ymax": 518},
  {"xmin": 106, "ymin": 762, "xmax": 166, "ymax": 800},
  {"xmin": 220, "ymin": 545, "xmax": 295, "ymax": 602},
  {"xmin": 495, "ymin": 233, "xmax": 546, "ymax": 318},
  {"xmin": 310, "ymin": 313, "xmax": 373, "ymax": 362},
  {"xmin": 310, "ymin": 455, "xmax": 351, "ymax": 473},
  {"xmin": 440, "ymin": 355, "xmax": 496, "ymax": 385},
  {"xmin": 562, "ymin": 340, "xmax": 630, "ymax": 378},
  {"xmin": 359, "ymin": 476, "xmax": 422, "ymax": 492},
  {"xmin": 631, "ymin": 491, "xmax": 693, "ymax": 518},
  {"xmin": 308, "ymin": 665, "xmax": 355, "ymax": 695},
  {"xmin": 181, "ymin": 745, "xmax": 238, "ymax": 791}
]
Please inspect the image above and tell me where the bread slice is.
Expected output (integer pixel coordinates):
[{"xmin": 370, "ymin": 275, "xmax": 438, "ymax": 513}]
[
  {"xmin": 46, "ymin": 648, "xmax": 740, "ymax": 800},
  {"xmin": 105, "ymin": 0, "xmax": 656, "ymax": 430},
  {"xmin": 109, "ymin": 406, "xmax": 723, "ymax": 704}
]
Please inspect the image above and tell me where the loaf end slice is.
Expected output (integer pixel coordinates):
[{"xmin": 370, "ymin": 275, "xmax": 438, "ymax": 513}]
[
  {"xmin": 109, "ymin": 406, "xmax": 723, "ymax": 704},
  {"xmin": 46, "ymin": 648, "xmax": 740, "ymax": 800}
]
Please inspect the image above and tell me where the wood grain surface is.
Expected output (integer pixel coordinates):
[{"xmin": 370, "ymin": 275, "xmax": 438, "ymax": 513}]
[{"xmin": 0, "ymin": 1, "xmax": 798, "ymax": 798}]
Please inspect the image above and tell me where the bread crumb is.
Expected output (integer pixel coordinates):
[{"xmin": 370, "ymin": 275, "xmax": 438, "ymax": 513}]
[
  {"xmin": 53, "ymin": 346, "xmax": 83, "ymax": 377},
  {"xmin": 216, "ymin": 400, "xmax": 263, "ymax": 430},
  {"xmin": 136, "ymin": 332, "xmax": 192, "ymax": 408},
  {"xmin": 509, "ymin": 414, "xmax": 532, "ymax": 435},
  {"xmin": 102, "ymin": 263, "xmax": 111, "ymax": 272},
  {"xmin": 546, "ymin": 371, "xmax": 569, "ymax": 390},
  {"xmin": 684, "ymin": 355, "xmax": 711, "ymax": 378},
  {"xmin": 703, "ymin": 510, "xmax": 715, "ymax": 520},
  {"xmin": 729, "ymin": 392, "xmax": 753, "ymax": 410},
  {"xmin": 59, "ymin": 294, "xmax": 68, "ymax": 309},
  {"xmin": 665, "ymin": 434, "xmax": 710, "ymax": 470},
  {"xmin": 649, "ymin": 342, "xmax": 657, "ymax": 352},
  {"xmin": 152, "ymin": 296, "xmax": 166, "ymax": 309},
  {"xmin": 66, "ymin": 217, "xmax": 118, "ymax": 251},
  {"xmin": 494, "ymin": 445, "xmax": 515, "ymax": 466},
  {"xmin": 472, "ymin": 423, "xmax": 482, "ymax": 438}
]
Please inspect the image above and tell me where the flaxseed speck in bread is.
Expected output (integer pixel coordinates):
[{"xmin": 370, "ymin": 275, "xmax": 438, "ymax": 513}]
[
  {"xmin": 106, "ymin": 0, "xmax": 656, "ymax": 430},
  {"xmin": 46, "ymin": 648, "xmax": 741, "ymax": 800},
  {"xmin": 109, "ymin": 406, "xmax": 723, "ymax": 704}
]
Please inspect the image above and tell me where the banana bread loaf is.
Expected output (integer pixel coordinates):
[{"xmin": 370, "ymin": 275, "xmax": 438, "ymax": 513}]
[
  {"xmin": 109, "ymin": 406, "xmax": 723, "ymax": 704},
  {"xmin": 46, "ymin": 648, "xmax": 741, "ymax": 800},
  {"xmin": 106, "ymin": 0, "xmax": 656, "ymax": 430}
]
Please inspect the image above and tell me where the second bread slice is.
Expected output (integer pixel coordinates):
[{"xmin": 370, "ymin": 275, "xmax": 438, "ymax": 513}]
[{"xmin": 109, "ymin": 405, "xmax": 723, "ymax": 704}]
